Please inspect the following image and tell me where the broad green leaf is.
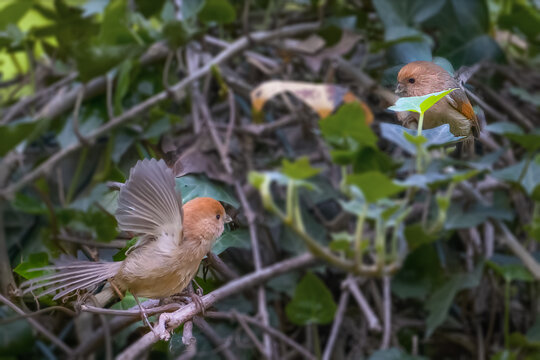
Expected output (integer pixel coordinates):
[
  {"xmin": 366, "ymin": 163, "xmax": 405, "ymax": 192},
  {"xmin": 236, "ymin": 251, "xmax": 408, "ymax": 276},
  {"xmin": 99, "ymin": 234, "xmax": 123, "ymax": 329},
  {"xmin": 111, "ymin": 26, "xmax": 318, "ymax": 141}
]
[
  {"xmin": 182, "ymin": 0, "xmax": 206, "ymax": 20},
  {"xmin": 0, "ymin": 120, "xmax": 40, "ymax": 156},
  {"xmin": 347, "ymin": 171, "xmax": 405, "ymax": 203},
  {"xmin": 487, "ymin": 255, "xmax": 535, "ymax": 283},
  {"xmin": 380, "ymin": 123, "xmax": 463, "ymax": 155},
  {"xmin": 499, "ymin": 2, "xmax": 540, "ymax": 42},
  {"xmin": 505, "ymin": 131, "xmax": 540, "ymax": 152},
  {"xmin": 329, "ymin": 232, "xmax": 355, "ymax": 256},
  {"xmin": 0, "ymin": 1, "xmax": 32, "ymax": 31},
  {"xmin": 486, "ymin": 122, "xmax": 524, "ymax": 135},
  {"xmin": 111, "ymin": 292, "xmax": 148, "ymax": 310},
  {"xmin": 213, "ymin": 229, "xmax": 250, "ymax": 255},
  {"xmin": 285, "ymin": 272, "xmax": 337, "ymax": 325},
  {"xmin": 388, "ymin": 88, "xmax": 457, "ymax": 114},
  {"xmin": 176, "ymin": 175, "xmax": 239, "ymax": 208},
  {"xmin": 57, "ymin": 109, "xmax": 103, "ymax": 149},
  {"xmin": 134, "ymin": 0, "xmax": 167, "ymax": 18},
  {"xmin": 404, "ymin": 224, "xmax": 437, "ymax": 250},
  {"xmin": 70, "ymin": 183, "xmax": 110, "ymax": 212},
  {"xmin": 267, "ymin": 272, "xmax": 300, "ymax": 297},
  {"xmin": 13, "ymin": 252, "xmax": 49, "ymax": 280},
  {"xmin": 445, "ymin": 191, "xmax": 514, "ymax": 229},
  {"xmin": 163, "ymin": 20, "xmax": 190, "ymax": 48},
  {"xmin": 114, "ymin": 59, "xmax": 133, "ymax": 115},
  {"xmin": 425, "ymin": 263, "xmax": 484, "ymax": 337},
  {"xmin": 12, "ymin": 193, "xmax": 47, "ymax": 215},
  {"xmin": 392, "ymin": 244, "xmax": 443, "ymax": 300},
  {"xmin": 509, "ymin": 87, "xmax": 540, "ymax": 107},
  {"xmin": 492, "ymin": 158, "xmax": 540, "ymax": 196},
  {"xmin": 373, "ymin": 0, "xmax": 445, "ymax": 29},
  {"xmin": 74, "ymin": 43, "xmax": 141, "ymax": 82},
  {"xmin": 113, "ymin": 237, "xmax": 138, "ymax": 261},
  {"xmin": 487, "ymin": 262, "xmax": 534, "ymax": 283},
  {"xmin": 282, "ymin": 157, "xmax": 321, "ymax": 180},
  {"xmin": 99, "ymin": 0, "xmax": 131, "ymax": 45},
  {"xmin": 487, "ymin": 123, "xmax": 540, "ymax": 151},
  {"xmin": 199, "ymin": 0, "xmax": 236, "ymax": 25},
  {"xmin": 320, "ymin": 102, "xmax": 376, "ymax": 148},
  {"xmin": 81, "ymin": 0, "xmax": 109, "ymax": 17}
]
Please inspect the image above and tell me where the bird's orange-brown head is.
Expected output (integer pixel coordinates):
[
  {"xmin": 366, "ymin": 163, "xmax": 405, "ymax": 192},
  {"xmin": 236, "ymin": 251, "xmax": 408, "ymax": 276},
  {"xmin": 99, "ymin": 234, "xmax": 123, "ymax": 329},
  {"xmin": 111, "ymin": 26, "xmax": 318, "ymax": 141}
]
[
  {"xmin": 396, "ymin": 61, "xmax": 455, "ymax": 97},
  {"xmin": 182, "ymin": 197, "xmax": 231, "ymax": 245}
]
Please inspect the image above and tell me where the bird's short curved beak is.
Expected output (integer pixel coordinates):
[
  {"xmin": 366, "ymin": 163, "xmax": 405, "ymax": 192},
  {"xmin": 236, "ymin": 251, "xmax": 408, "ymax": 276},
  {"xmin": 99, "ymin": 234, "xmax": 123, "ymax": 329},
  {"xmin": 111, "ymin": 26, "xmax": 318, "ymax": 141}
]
[
  {"xmin": 225, "ymin": 214, "xmax": 233, "ymax": 223},
  {"xmin": 395, "ymin": 83, "xmax": 404, "ymax": 95}
]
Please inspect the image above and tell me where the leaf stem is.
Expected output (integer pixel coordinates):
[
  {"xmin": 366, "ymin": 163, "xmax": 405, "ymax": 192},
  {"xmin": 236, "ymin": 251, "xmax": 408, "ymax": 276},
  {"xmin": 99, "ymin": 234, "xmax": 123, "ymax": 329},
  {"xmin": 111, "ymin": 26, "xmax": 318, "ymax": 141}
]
[
  {"xmin": 417, "ymin": 112, "xmax": 424, "ymax": 137},
  {"xmin": 354, "ymin": 203, "xmax": 368, "ymax": 265}
]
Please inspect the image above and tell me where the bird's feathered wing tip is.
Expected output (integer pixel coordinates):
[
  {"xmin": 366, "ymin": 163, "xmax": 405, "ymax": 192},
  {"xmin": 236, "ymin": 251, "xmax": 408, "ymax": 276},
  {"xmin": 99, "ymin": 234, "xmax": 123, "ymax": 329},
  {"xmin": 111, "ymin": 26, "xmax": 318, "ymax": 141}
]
[
  {"xmin": 115, "ymin": 158, "xmax": 183, "ymax": 239},
  {"xmin": 20, "ymin": 260, "xmax": 122, "ymax": 300}
]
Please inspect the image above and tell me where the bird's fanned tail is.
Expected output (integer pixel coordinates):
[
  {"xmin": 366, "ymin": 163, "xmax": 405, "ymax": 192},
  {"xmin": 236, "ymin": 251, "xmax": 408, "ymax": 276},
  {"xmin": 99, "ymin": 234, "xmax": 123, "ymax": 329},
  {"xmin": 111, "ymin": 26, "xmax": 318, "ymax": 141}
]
[{"xmin": 20, "ymin": 260, "xmax": 122, "ymax": 301}]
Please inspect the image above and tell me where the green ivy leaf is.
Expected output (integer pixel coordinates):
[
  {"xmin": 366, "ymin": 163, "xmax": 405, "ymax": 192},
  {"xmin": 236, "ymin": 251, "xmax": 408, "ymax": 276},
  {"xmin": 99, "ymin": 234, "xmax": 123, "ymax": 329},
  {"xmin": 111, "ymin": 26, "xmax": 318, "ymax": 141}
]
[
  {"xmin": 282, "ymin": 157, "xmax": 321, "ymax": 180},
  {"xmin": 199, "ymin": 0, "xmax": 236, "ymax": 25},
  {"xmin": 213, "ymin": 229, "xmax": 250, "ymax": 255},
  {"xmin": 12, "ymin": 193, "xmax": 47, "ymax": 215},
  {"xmin": 113, "ymin": 237, "xmax": 139, "ymax": 261},
  {"xmin": 0, "ymin": 1, "xmax": 32, "ymax": 31},
  {"xmin": 392, "ymin": 244, "xmax": 444, "ymax": 300},
  {"xmin": 388, "ymin": 88, "xmax": 457, "ymax": 114},
  {"xmin": 347, "ymin": 171, "xmax": 405, "ymax": 203},
  {"xmin": 13, "ymin": 252, "xmax": 49, "ymax": 280},
  {"xmin": 111, "ymin": 292, "xmax": 148, "ymax": 310},
  {"xmin": 286, "ymin": 272, "xmax": 337, "ymax": 325},
  {"xmin": 492, "ymin": 158, "xmax": 540, "ymax": 197},
  {"xmin": 320, "ymin": 102, "xmax": 376, "ymax": 148},
  {"xmin": 487, "ymin": 255, "xmax": 535, "ymax": 283},
  {"xmin": 425, "ymin": 263, "xmax": 484, "ymax": 337},
  {"xmin": 0, "ymin": 120, "xmax": 40, "ymax": 156},
  {"xmin": 445, "ymin": 191, "xmax": 514, "ymax": 229},
  {"xmin": 380, "ymin": 123, "xmax": 463, "ymax": 155},
  {"xmin": 114, "ymin": 59, "xmax": 134, "ymax": 115},
  {"xmin": 176, "ymin": 175, "xmax": 239, "ymax": 207}
]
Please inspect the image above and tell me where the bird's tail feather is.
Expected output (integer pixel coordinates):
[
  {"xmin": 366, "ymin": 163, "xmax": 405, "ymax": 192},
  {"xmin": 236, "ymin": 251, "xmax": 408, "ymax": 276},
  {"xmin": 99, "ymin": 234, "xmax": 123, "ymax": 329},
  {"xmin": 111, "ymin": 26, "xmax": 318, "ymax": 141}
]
[{"xmin": 20, "ymin": 260, "xmax": 122, "ymax": 301}]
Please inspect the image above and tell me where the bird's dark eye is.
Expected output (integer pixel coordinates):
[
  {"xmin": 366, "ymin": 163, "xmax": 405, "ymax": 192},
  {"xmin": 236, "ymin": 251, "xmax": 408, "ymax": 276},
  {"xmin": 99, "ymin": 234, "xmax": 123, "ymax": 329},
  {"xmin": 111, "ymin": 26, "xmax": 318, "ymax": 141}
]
[
  {"xmin": 408, "ymin": 78, "xmax": 415, "ymax": 84},
  {"xmin": 216, "ymin": 214, "xmax": 220, "ymax": 220}
]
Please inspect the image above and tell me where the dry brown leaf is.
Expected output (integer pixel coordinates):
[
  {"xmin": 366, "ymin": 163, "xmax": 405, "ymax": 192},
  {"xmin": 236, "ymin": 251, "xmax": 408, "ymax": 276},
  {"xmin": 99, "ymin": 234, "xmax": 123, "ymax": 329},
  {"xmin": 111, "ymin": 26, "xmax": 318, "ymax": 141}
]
[{"xmin": 251, "ymin": 80, "xmax": 373, "ymax": 123}]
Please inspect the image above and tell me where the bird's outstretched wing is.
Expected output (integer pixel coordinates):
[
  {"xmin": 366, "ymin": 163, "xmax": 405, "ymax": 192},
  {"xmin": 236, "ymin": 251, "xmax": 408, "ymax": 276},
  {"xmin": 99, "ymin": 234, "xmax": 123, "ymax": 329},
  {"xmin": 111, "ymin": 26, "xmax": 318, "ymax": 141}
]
[{"xmin": 116, "ymin": 159, "xmax": 183, "ymax": 250}]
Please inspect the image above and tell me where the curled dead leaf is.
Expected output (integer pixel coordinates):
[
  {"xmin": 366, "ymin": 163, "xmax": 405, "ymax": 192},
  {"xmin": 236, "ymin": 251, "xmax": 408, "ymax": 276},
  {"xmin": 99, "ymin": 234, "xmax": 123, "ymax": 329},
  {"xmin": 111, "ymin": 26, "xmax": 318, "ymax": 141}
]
[{"xmin": 250, "ymin": 80, "xmax": 373, "ymax": 124}]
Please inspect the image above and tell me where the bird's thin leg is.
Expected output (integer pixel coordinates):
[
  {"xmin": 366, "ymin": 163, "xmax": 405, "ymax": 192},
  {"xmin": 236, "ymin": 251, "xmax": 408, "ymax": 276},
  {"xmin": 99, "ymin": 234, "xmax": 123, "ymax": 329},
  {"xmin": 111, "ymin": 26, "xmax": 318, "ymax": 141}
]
[
  {"xmin": 133, "ymin": 294, "xmax": 155, "ymax": 332},
  {"xmin": 186, "ymin": 282, "xmax": 205, "ymax": 315},
  {"xmin": 191, "ymin": 278, "xmax": 204, "ymax": 297},
  {"xmin": 108, "ymin": 279, "xmax": 124, "ymax": 300}
]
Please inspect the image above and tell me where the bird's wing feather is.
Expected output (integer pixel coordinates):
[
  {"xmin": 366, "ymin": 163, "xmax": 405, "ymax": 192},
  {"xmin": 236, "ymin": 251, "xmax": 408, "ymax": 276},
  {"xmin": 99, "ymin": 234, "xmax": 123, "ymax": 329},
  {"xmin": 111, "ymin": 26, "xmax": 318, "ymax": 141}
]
[
  {"xmin": 116, "ymin": 159, "xmax": 183, "ymax": 247},
  {"xmin": 447, "ymin": 89, "xmax": 481, "ymax": 137}
]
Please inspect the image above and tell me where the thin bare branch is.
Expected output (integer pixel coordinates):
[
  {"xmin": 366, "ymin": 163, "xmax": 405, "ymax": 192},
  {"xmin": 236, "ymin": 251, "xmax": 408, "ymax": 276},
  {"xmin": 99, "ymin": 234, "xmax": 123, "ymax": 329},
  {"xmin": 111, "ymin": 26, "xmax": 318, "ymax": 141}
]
[
  {"xmin": 0, "ymin": 293, "xmax": 73, "ymax": 355},
  {"xmin": 322, "ymin": 289, "xmax": 350, "ymax": 360},
  {"xmin": 193, "ymin": 316, "xmax": 238, "ymax": 360},
  {"xmin": 344, "ymin": 277, "xmax": 381, "ymax": 332}
]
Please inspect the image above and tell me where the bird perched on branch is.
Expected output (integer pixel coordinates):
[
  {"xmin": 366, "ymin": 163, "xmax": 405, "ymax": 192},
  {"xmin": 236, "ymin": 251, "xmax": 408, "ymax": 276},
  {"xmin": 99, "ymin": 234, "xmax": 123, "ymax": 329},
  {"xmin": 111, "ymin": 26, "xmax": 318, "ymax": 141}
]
[
  {"xmin": 395, "ymin": 61, "xmax": 481, "ymax": 155},
  {"xmin": 21, "ymin": 158, "xmax": 231, "ymax": 321}
]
